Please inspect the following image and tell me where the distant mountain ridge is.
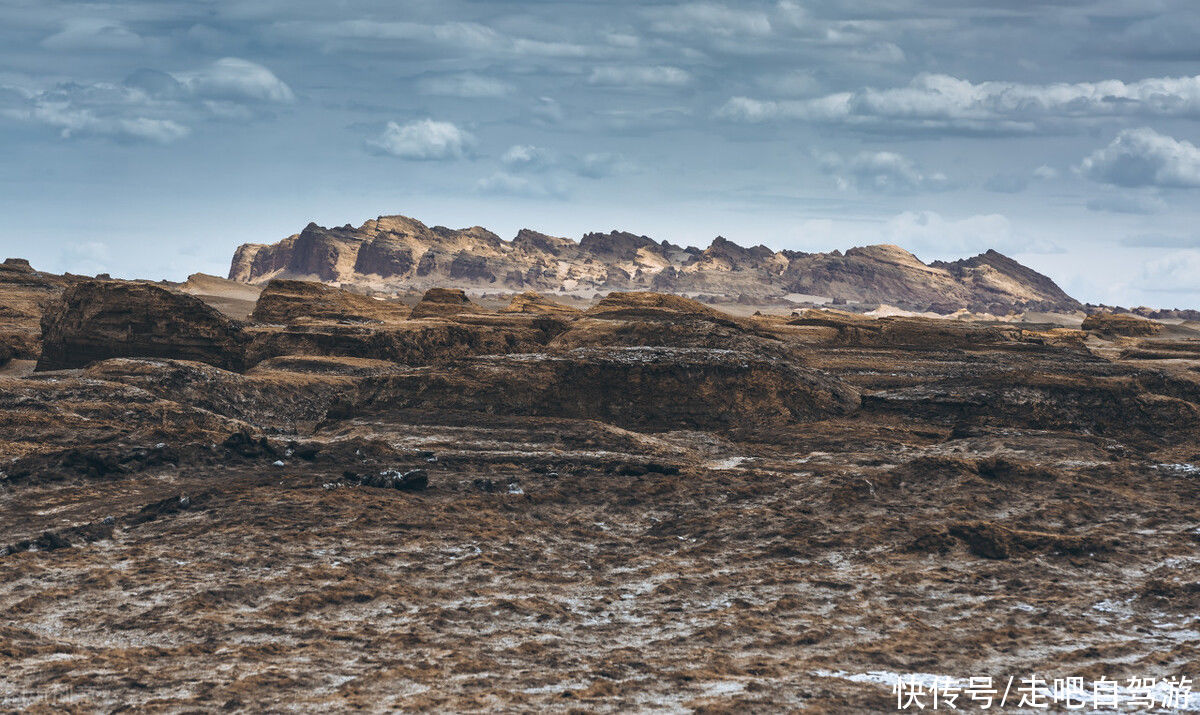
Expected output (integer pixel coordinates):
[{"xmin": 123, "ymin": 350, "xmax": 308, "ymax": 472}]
[{"xmin": 228, "ymin": 214, "xmax": 1082, "ymax": 314}]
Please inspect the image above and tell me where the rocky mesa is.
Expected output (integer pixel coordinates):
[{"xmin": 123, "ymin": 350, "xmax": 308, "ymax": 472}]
[{"xmin": 228, "ymin": 214, "xmax": 1081, "ymax": 314}]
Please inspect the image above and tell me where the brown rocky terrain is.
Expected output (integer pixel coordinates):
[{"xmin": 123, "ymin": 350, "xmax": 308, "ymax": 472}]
[
  {"xmin": 228, "ymin": 214, "xmax": 1082, "ymax": 314},
  {"xmin": 2, "ymin": 269, "xmax": 1199, "ymax": 711}
]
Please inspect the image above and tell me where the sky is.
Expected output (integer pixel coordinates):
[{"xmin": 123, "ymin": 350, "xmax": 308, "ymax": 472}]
[{"xmin": 2, "ymin": 1, "xmax": 1200, "ymax": 307}]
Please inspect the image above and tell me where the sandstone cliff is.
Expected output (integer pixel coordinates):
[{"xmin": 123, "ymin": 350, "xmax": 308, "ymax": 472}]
[{"xmin": 228, "ymin": 214, "xmax": 1082, "ymax": 314}]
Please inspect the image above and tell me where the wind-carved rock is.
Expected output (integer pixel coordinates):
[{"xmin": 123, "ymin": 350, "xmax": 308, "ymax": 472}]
[
  {"xmin": 37, "ymin": 281, "xmax": 249, "ymax": 372},
  {"xmin": 228, "ymin": 213, "xmax": 1084, "ymax": 314}
]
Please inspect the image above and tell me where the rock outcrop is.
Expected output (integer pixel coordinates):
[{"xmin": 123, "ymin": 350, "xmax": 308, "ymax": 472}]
[
  {"xmin": 37, "ymin": 281, "xmax": 249, "ymax": 372},
  {"xmin": 409, "ymin": 288, "xmax": 480, "ymax": 319},
  {"xmin": 251, "ymin": 279, "xmax": 409, "ymax": 324},
  {"xmin": 363, "ymin": 347, "xmax": 860, "ymax": 430},
  {"xmin": 501, "ymin": 291, "xmax": 581, "ymax": 317},
  {"xmin": 228, "ymin": 213, "xmax": 1084, "ymax": 314},
  {"xmin": 1081, "ymin": 312, "xmax": 1163, "ymax": 337},
  {"xmin": 0, "ymin": 258, "xmax": 78, "ymax": 361}
]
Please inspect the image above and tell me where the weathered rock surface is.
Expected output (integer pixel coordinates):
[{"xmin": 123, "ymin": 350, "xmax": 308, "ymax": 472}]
[
  {"xmin": 251, "ymin": 279, "xmax": 410, "ymax": 324},
  {"xmin": 501, "ymin": 291, "xmax": 582, "ymax": 316},
  {"xmin": 229, "ymin": 213, "xmax": 1083, "ymax": 313},
  {"xmin": 0, "ymin": 258, "xmax": 78, "ymax": 361},
  {"xmin": 1082, "ymin": 311, "xmax": 1163, "ymax": 337},
  {"xmin": 362, "ymin": 347, "xmax": 861, "ymax": 430},
  {"xmin": 244, "ymin": 317, "xmax": 547, "ymax": 367},
  {"xmin": 37, "ymin": 281, "xmax": 249, "ymax": 372},
  {"xmin": 408, "ymin": 287, "xmax": 479, "ymax": 319}
]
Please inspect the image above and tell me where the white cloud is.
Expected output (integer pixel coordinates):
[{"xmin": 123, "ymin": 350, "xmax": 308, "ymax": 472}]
[
  {"xmin": 417, "ymin": 73, "xmax": 513, "ymax": 98},
  {"xmin": 1085, "ymin": 194, "xmax": 1167, "ymax": 215},
  {"xmin": 42, "ymin": 19, "xmax": 144, "ymax": 52},
  {"xmin": 2, "ymin": 57, "xmax": 293, "ymax": 144},
  {"xmin": 368, "ymin": 119, "xmax": 474, "ymax": 160},
  {"xmin": 499, "ymin": 144, "xmax": 628, "ymax": 178},
  {"xmin": 60, "ymin": 241, "xmax": 113, "ymax": 275},
  {"xmin": 820, "ymin": 150, "xmax": 951, "ymax": 194},
  {"xmin": 757, "ymin": 69, "xmax": 820, "ymax": 97},
  {"xmin": 530, "ymin": 96, "xmax": 565, "ymax": 124},
  {"xmin": 271, "ymin": 20, "xmax": 502, "ymax": 50},
  {"xmin": 27, "ymin": 103, "xmax": 189, "ymax": 143},
  {"xmin": 984, "ymin": 164, "xmax": 1059, "ymax": 193},
  {"xmin": 793, "ymin": 211, "xmax": 1054, "ymax": 260},
  {"xmin": 882, "ymin": 211, "xmax": 1028, "ymax": 258},
  {"xmin": 1121, "ymin": 233, "xmax": 1199, "ymax": 249},
  {"xmin": 588, "ymin": 66, "xmax": 691, "ymax": 88},
  {"xmin": 644, "ymin": 3, "xmax": 772, "ymax": 37},
  {"xmin": 501, "ymin": 144, "xmax": 555, "ymax": 169},
  {"xmin": 1033, "ymin": 165, "xmax": 1058, "ymax": 180},
  {"xmin": 176, "ymin": 58, "xmax": 294, "ymax": 104},
  {"xmin": 1139, "ymin": 250, "xmax": 1200, "ymax": 293},
  {"xmin": 1078, "ymin": 127, "xmax": 1200, "ymax": 189},
  {"xmin": 475, "ymin": 172, "xmax": 567, "ymax": 198},
  {"xmin": 718, "ymin": 73, "xmax": 1200, "ymax": 133}
]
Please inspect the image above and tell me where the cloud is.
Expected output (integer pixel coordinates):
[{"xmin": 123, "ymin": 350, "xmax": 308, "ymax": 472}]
[
  {"xmin": 1121, "ymin": 233, "xmax": 1200, "ymax": 248},
  {"xmin": 530, "ymin": 97, "xmax": 565, "ymax": 124},
  {"xmin": 499, "ymin": 144, "xmax": 629, "ymax": 178},
  {"xmin": 2, "ymin": 57, "xmax": 293, "ymax": 144},
  {"xmin": 1078, "ymin": 128, "xmax": 1200, "ymax": 189},
  {"xmin": 984, "ymin": 164, "xmax": 1059, "ymax": 193},
  {"xmin": 881, "ymin": 211, "xmax": 1030, "ymax": 258},
  {"xmin": 501, "ymin": 144, "xmax": 555, "ymax": 170},
  {"xmin": 475, "ymin": 172, "xmax": 567, "ymax": 198},
  {"xmin": 1139, "ymin": 250, "xmax": 1200, "ymax": 293},
  {"xmin": 793, "ymin": 210, "xmax": 1054, "ymax": 259},
  {"xmin": 1033, "ymin": 165, "xmax": 1058, "ymax": 181},
  {"xmin": 587, "ymin": 66, "xmax": 691, "ymax": 88},
  {"xmin": 175, "ymin": 58, "xmax": 295, "ymax": 104},
  {"xmin": 266, "ymin": 20, "xmax": 609, "ymax": 59},
  {"xmin": 368, "ymin": 119, "xmax": 474, "ymax": 160},
  {"xmin": 819, "ymin": 150, "xmax": 951, "ymax": 194},
  {"xmin": 1110, "ymin": 14, "xmax": 1200, "ymax": 61},
  {"xmin": 26, "ymin": 102, "xmax": 189, "ymax": 143},
  {"xmin": 270, "ymin": 20, "xmax": 502, "ymax": 51},
  {"xmin": 717, "ymin": 73, "xmax": 1200, "ymax": 134},
  {"xmin": 60, "ymin": 241, "xmax": 113, "ymax": 275},
  {"xmin": 417, "ymin": 73, "xmax": 513, "ymax": 98},
  {"xmin": 983, "ymin": 173, "xmax": 1029, "ymax": 194},
  {"xmin": 1085, "ymin": 194, "xmax": 1167, "ymax": 215},
  {"xmin": 42, "ymin": 19, "xmax": 144, "ymax": 52},
  {"xmin": 756, "ymin": 70, "xmax": 820, "ymax": 97},
  {"xmin": 643, "ymin": 3, "xmax": 772, "ymax": 37}
]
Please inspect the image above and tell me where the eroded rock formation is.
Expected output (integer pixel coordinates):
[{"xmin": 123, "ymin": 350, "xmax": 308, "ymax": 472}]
[
  {"xmin": 37, "ymin": 281, "xmax": 249, "ymax": 372},
  {"xmin": 228, "ymin": 213, "xmax": 1083, "ymax": 314}
]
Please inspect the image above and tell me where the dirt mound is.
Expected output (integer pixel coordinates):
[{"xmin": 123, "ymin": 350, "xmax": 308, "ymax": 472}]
[
  {"xmin": 251, "ymin": 279, "xmax": 409, "ymax": 324},
  {"xmin": 1082, "ymin": 312, "xmax": 1163, "ymax": 337},
  {"xmin": 37, "ymin": 281, "xmax": 249, "ymax": 372},
  {"xmin": 501, "ymin": 291, "xmax": 581, "ymax": 316},
  {"xmin": 409, "ymin": 288, "xmax": 481, "ymax": 319}
]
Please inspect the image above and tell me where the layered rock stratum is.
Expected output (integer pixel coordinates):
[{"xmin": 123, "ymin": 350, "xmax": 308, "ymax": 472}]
[{"xmin": 228, "ymin": 214, "xmax": 1081, "ymax": 314}]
